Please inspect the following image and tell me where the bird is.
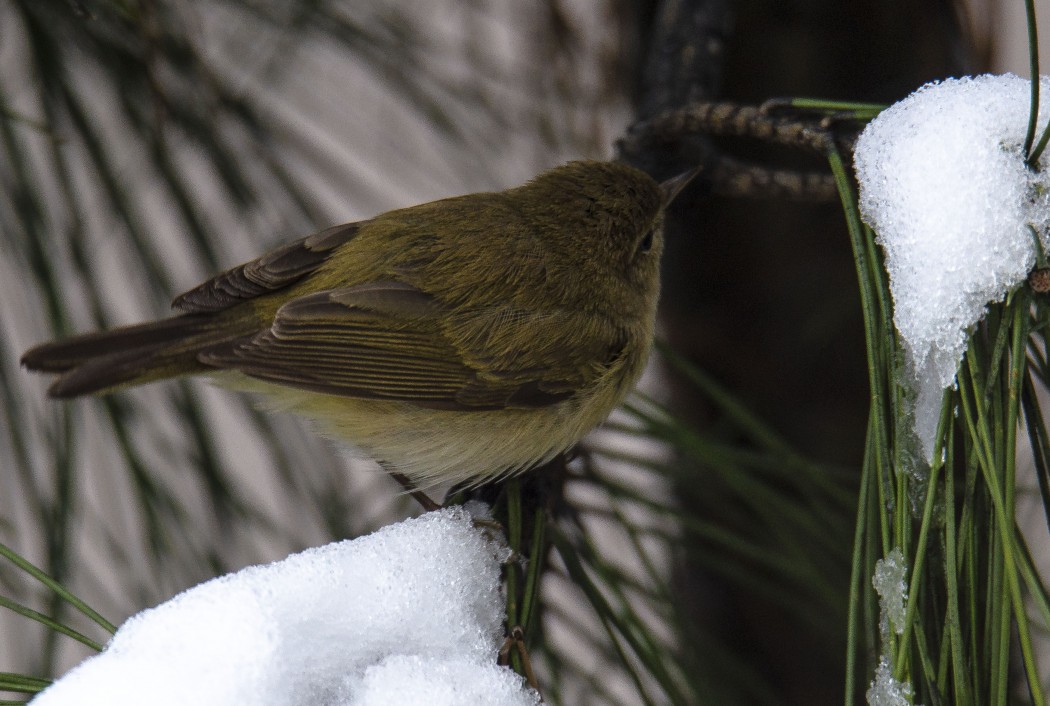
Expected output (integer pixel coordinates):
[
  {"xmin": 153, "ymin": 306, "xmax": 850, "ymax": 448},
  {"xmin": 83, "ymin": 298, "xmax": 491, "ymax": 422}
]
[{"xmin": 22, "ymin": 160, "xmax": 695, "ymax": 491}]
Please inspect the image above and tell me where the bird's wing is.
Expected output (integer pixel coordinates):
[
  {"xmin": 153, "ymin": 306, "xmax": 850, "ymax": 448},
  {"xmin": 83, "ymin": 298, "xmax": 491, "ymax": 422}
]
[
  {"xmin": 197, "ymin": 282, "xmax": 624, "ymax": 411},
  {"xmin": 172, "ymin": 222, "xmax": 365, "ymax": 313}
]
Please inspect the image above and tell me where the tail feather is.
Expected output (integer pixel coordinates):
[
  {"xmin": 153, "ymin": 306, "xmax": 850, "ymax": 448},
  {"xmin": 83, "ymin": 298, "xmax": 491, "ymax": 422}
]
[{"xmin": 22, "ymin": 314, "xmax": 247, "ymax": 398}]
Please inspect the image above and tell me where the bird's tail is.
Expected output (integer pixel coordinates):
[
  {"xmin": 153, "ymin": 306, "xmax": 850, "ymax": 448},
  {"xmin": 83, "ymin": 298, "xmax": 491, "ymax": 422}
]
[{"xmin": 21, "ymin": 314, "xmax": 247, "ymax": 398}]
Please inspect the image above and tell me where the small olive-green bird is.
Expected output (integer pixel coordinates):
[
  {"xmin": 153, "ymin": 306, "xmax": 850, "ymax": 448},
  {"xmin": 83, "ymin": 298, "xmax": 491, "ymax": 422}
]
[{"xmin": 23, "ymin": 160, "xmax": 694, "ymax": 489}]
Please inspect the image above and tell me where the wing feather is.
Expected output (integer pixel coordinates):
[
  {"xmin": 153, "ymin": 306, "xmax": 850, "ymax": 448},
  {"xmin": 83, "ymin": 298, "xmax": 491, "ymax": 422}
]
[
  {"xmin": 197, "ymin": 282, "xmax": 623, "ymax": 411},
  {"xmin": 172, "ymin": 222, "xmax": 365, "ymax": 313}
]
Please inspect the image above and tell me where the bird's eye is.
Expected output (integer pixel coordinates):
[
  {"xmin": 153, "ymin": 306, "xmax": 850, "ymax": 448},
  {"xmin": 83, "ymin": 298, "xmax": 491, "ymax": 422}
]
[{"xmin": 639, "ymin": 230, "xmax": 654, "ymax": 254}]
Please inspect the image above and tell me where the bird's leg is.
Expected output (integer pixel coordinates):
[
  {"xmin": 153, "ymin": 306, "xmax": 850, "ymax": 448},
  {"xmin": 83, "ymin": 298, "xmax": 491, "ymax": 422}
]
[
  {"xmin": 499, "ymin": 625, "xmax": 543, "ymax": 699},
  {"xmin": 385, "ymin": 469, "xmax": 442, "ymax": 512}
]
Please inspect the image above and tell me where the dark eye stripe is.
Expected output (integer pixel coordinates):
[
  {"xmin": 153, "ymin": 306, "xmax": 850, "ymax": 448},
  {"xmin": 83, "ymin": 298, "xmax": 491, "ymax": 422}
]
[{"xmin": 639, "ymin": 230, "xmax": 654, "ymax": 253}]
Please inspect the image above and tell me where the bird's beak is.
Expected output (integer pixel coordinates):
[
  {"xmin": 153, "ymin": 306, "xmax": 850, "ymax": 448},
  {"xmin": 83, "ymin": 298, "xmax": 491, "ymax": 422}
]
[{"xmin": 660, "ymin": 166, "xmax": 701, "ymax": 206}]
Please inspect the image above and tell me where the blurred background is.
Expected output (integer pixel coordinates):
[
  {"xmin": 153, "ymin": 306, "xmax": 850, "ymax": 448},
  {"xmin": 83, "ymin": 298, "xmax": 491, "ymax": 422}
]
[{"xmin": 1, "ymin": 1, "xmax": 1046, "ymax": 704}]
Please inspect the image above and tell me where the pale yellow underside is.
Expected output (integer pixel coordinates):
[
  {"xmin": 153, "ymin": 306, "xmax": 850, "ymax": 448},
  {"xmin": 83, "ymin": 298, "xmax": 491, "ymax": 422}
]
[{"xmin": 213, "ymin": 350, "xmax": 643, "ymax": 490}]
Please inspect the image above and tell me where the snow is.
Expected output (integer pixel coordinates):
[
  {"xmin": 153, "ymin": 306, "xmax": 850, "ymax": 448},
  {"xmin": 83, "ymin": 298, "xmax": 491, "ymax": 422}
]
[
  {"xmin": 872, "ymin": 547, "xmax": 908, "ymax": 641},
  {"xmin": 30, "ymin": 507, "xmax": 539, "ymax": 706},
  {"xmin": 868, "ymin": 550, "xmax": 916, "ymax": 706},
  {"xmin": 854, "ymin": 74, "xmax": 1050, "ymax": 463},
  {"xmin": 866, "ymin": 656, "xmax": 916, "ymax": 706}
]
